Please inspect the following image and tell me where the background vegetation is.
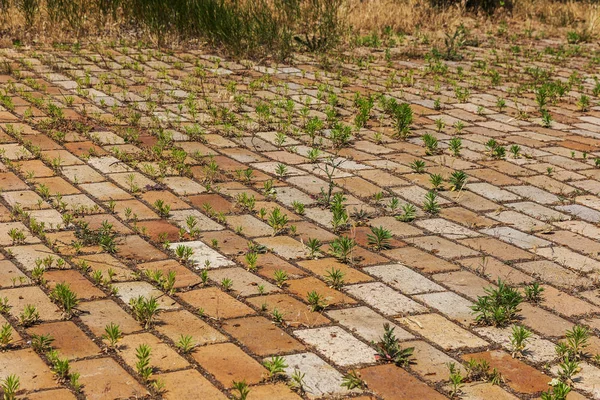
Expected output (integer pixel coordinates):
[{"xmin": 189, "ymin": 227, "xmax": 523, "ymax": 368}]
[{"xmin": 1, "ymin": 0, "xmax": 599, "ymax": 59}]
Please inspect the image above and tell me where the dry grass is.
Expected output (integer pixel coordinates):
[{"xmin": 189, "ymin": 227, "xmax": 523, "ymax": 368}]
[
  {"xmin": 346, "ymin": 0, "xmax": 600, "ymax": 40},
  {"xmin": 0, "ymin": 0, "xmax": 598, "ymax": 51}
]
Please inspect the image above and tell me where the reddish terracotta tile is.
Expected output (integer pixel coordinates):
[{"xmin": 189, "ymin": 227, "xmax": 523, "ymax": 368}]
[
  {"xmin": 155, "ymin": 309, "xmax": 227, "ymax": 345},
  {"xmin": 64, "ymin": 141, "xmax": 107, "ymax": 157},
  {"xmin": 136, "ymin": 219, "xmax": 183, "ymax": 242},
  {"xmin": 384, "ymin": 246, "xmax": 460, "ymax": 273},
  {"xmin": 461, "ymin": 350, "xmax": 549, "ymax": 394},
  {"xmin": 287, "ymin": 277, "xmax": 357, "ymax": 306},
  {"xmin": 0, "ymin": 349, "xmax": 58, "ymax": 391},
  {"xmin": 359, "ymin": 364, "xmax": 447, "ymax": 399},
  {"xmin": 44, "ymin": 269, "xmax": 105, "ymax": 300},
  {"xmin": 187, "ymin": 193, "xmax": 234, "ymax": 213},
  {"xmin": 160, "ymin": 369, "xmax": 227, "ymax": 400},
  {"xmin": 201, "ymin": 229, "xmax": 249, "ymax": 255},
  {"xmin": 0, "ymin": 286, "xmax": 61, "ymax": 322},
  {"xmin": 192, "ymin": 343, "xmax": 267, "ymax": 387},
  {"xmin": 32, "ymin": 176, "xmax": 79, "ymax": 195},
  {"xmin": 78, "ymin": 299, "xmax": 141, "ymax": 336},
  {"xmin": 136, "ymin": 260, "xmax": 201, "ymax": 289},
  {"xmin": 177, "ymin": 287, "xmax": 255, "ymax": 319},
  {"xmin": 0, "ymin": 172, "xmax": 28, "ymax": 191},
  {"xmin": 222, "ymin": 315, "xmax": 305, "ymax": 356},
  {"xmin": 458, "ymin": 237, "xmax": 534, "ymax": 262},
  {"xmin": 142, "ymin": 190, "xmax": 190, "ymax": 210},
  {"xmin": 27, "ymin": 321, "xmax": 100, "ymax": 359},
  {"xmin": 297, "ymin": 257, "xmax": 373, "ymax": 284},
  {"xmin": 246, "ymin": 294, "xmax": 330, "ymax": 327},
  {"xmin": 118, "ymin": 332, "xmax": 189, "ymax": 372},
  {"xmin": 116, "ymin": 235, "xmax": 167, "ymax": 262},
  {"xmin": 246, "ymin": 383, "xmax": 302, "ymax": 400}
]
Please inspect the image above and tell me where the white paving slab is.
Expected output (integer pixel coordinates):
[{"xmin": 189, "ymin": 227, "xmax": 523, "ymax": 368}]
[
  {"xmin": 344, "ymin": 282, "xmax": 428, "ymax": 316},
  {"xmin": 326, "ymin": 306, "xmax": 414, "ymax": 343},
  {"xmin": 169, "ymin": 240, "xmax": 234, "ymax": 268},
  {"xmin": 364, "ymin": 264, "xmax": 445, "ymax": 295},
  {"xmin": 280, "ymin": 352, "xmax": 357, "ymax": 398},
  {"xmin": 293, "ymin": 326, "xmax": 375, "ymax": 367}
]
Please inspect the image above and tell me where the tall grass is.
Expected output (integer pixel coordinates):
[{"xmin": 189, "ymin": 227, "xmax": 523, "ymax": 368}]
[
  {"xmin": 346, "ymin": 0, "xmax": 600, "ymax": 42},
  {"xmin": 3, "ymin": 0, "xmax": 597, "ymax": 58},
  {"xmin": 3, "ymin": 0, "xmax": 344, "ymax": 59}
]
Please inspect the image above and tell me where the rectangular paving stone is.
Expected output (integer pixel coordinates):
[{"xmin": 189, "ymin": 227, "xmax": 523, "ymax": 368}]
[
  {"xmin": 209, "ymin": 267, "xmax": 279, "ymax": 296},
  {"xmin": 505, "ymin": 185, "xmax": 560, "ymax": 204},
  {"xmin": 543, "ymin": 230, "xmax": 600, "ymax": 257},
  {"xmin": 294, "ymin": 326, "xmax": 375, "ymax": 367},
  {"xmin": 383, "ymin": 246, "xmax": 461, "ymax": 273},
  {"xmin": 450, "ymin": 190, "xmax": 503, "ymax": 211},
  {"xmin": 507, "ymin": 201, "xmax": 569, "ymax": 221},
  {"xmin": 345, "ymin": 282, "xmax": 427, "ymax": 316},
  {"xmin": 73, "ymin": 357, "xmax": 147, "ymax": 400},
  {"xmin": 359, "ymin": 364, "xmax": 447, "ymax": 400},
  {"xmin": 287, "ymin": 277, "xmax": 356, "ymax": 306},
  {"xmin": 519, "ymin": 303, "xmax": 573, "ymax": 338},
  {"xmin": 413, "ymin": 291, "xmax": 475, "ymax": 325},
  {"xmin": 177, "ymin": 287, "xmax": 255, "ymax": 319},
  {"xmin": 113, "ymin": 281, "xmax": 179, "ymax": 310},
  {"xmin": 281, "ymin": 353, "xmax": 354, "ymax": 399},
  {"xmin": 474, "ymin": 326, "xmax": 556, "ymax": 363},
  {"xmin": 539, "ymin": 285, "xmax": 599, "ymax": 317},
  {"xmin": 364, "ymin": 263, "xmax": 445, "ymax": 294},
  {"xmin": 555, "ymin": 204, "xmax": 600, "ymax": 224},
  {"xmin": 192, "ymin": 343, "xmax": 267, "ymax": 387},
  {"xmin": 0, "ymin": 286, "xmax": 61, "ymax": 322},
  {"xmin": 404, "ymin": 235, "xmax": 480, "ymax": 259},
  {"xmin": 405, "ymin": 340, "xmax": 466, "ymax": 383},
  {"xmin": 415, "ymin": 218, "xmax": 480, "ymax": 239},
  {"xmin": 326, "ymin": 306, "xmax": 414, "ymax": 343},
  {"xmin": 432, "ymin": 270, "xmax": 490, "ymax": 300},
  {"xmin": 169, "ymin": 240, "xmax": 234, "ymax": 268},
  {"xmin": 78, "ymin": 299, "xmax": 142, "ymax": 336},
  {"xmin": 441, "ymin": 206, "xmax": 497, "ymax": 229},
  {"xmin": 459, "ymin": 382, "xmax": 520, "ymax": 399},
  {"xmin": 468, "ymin": 182, "xmax": 521, "ymax": 202},
  {"xmin": 461, "ymin": 350, "xmax": 550, "ymax": 394},
  {"xmin": 255, "ymin": 236, "xmax": 310, "ymax": 260},
  {"xmin": 555, "ymin": 220, "xmax": 600, "ymax": 241},
  {"xmin": 369, "ymin": 216, "xmax": 424, "ymax": 237},
  {"xmin": 159, "ymin": 369, "xmax": 227, "ymax": 400},
  {"xmin": 397, "ymin": 313, "xmax": 488, "ymax": 350},
  {"xmin": 536, "ymin": 246, "xmax": 600, "ymax": 274},
  {"xmin": 516, "ymin": 260, "xmax": 591, "ymax": 289},
  {"xmin": 297, "ymin": 258, "xmax": 373, "ymax": 284},
  {"xmin": 223, "ymin": 316, "xmax": 305, "ymax": 356},
  {"xmin": 457, "ymin": 237, "xmax": 535, "ymax": 262},
  {"xmin": 563, "ymin": 362, "xmax": 600, "ymax": 398},
  {"xmin": 155, "ymin": 309, "xmax": 228, "ymax": 345},
  {"xmin": 0, "ymin": 222, "xmax": 40, "ymax": 246},
  {"xmin": 169, "ymin": 209, "xmax": 224, "ymax": 231},
  {"xmin": 246, "ymin": 294, "xmax": 330, "ymax": 327},
  {"xmin": 486, "ymin": 210, "xmax": 552, "ymax": 232},
  {"xmin": 480, "ymin": 226, "xmax": 551, "ymax": 249},
  {"xmin": 0, "ymin": 349, "xmax": 58, "ymax": 392},
  {"xmin": 118, "ymin": 332, "xmax": 189, "ymax": 372}
]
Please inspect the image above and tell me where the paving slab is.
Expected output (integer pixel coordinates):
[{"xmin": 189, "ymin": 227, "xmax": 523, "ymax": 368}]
[
  {"xmin": 293, "ymin": 326, "xmax": 376, "ymax": 367},
  {"xmin": 345, "ymin": 282, "xmax": 428, "ymax": 316}
]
